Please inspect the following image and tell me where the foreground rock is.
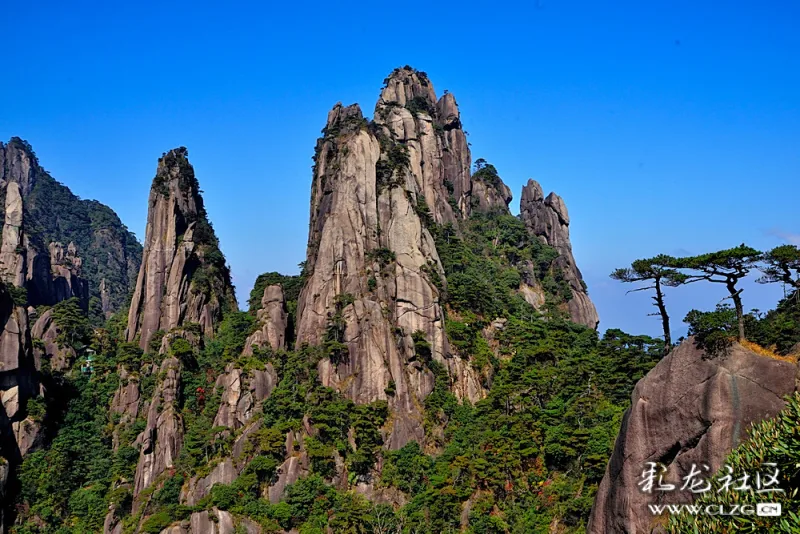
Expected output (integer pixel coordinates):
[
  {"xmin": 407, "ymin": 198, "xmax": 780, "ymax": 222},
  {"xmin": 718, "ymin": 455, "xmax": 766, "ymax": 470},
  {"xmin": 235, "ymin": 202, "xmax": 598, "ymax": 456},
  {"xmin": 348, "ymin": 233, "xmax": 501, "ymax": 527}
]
[
  {"xmin": 520, "ymin": 179, "xmax": 599, "ymax": 328},
  {"xmin": 588, "ymin": 339, "xmax": 798, "ymax": 533}
]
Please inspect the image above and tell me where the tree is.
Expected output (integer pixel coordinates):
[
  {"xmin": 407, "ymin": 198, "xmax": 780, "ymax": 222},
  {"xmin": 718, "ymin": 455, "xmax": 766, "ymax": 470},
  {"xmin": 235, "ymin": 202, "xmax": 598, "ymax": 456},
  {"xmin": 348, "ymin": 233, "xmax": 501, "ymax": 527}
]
[
  {"xmin": 758, "ymin": 244, "xmax": 800, "ymax": 295},
  {"xmin": 610, "ymin": 255, "xmax": 687, "ymax": 348},
  {"xmin": 672, "ymin": 245, "xmax": 762, "ymax": 341}
]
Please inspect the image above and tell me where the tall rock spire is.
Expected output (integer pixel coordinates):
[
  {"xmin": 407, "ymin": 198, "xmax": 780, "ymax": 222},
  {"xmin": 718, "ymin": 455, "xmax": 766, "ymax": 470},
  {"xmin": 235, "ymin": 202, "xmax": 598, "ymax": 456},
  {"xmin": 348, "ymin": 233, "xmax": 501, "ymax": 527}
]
[
  {"xmin": 297, "ymin": 68, "xmax": 483, "ymax": 449},
  {"xmin": 520, "ymin": 179, "xmax": 599, "ymax": 328},
  {"xmin": 126, "ymin": 148, "xmax": 236, "ymax": 350}
]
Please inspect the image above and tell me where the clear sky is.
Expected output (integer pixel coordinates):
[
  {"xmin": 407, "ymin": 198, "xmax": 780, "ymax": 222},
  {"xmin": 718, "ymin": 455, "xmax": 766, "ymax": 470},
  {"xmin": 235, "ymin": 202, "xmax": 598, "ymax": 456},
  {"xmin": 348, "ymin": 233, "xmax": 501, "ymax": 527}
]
[{"xmin": 2, "ymin": 0, "xmax": 798, "ymax": 338}]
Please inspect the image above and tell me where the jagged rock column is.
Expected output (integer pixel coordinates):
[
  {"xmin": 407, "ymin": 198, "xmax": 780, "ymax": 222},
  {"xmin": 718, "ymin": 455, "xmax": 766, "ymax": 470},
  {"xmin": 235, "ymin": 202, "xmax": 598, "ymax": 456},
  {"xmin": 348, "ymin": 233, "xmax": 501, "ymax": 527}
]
[
  {"xmin": 296, "ymin": 68, "xmax": 483, "ymax": 450},
  {"xmin": 126, "ymin": 148, "xmax": 237, "ymax": 350},
  {"xmin": 520, "ymin": 179, "xmax": 599, "ymax": 328},
  {"xmin": 126, "ymin": 148, "xmax": 236, "ymax": 508},
  {"xmin": 133, "ymin": 357, "xmax": 182, "ymax": 501}
]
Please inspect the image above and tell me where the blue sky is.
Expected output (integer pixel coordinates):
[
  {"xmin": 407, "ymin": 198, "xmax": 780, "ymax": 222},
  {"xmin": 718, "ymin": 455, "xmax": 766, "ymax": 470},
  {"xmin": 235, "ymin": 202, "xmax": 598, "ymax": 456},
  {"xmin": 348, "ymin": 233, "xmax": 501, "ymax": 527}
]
[{"xmin": 2, "ymin": 0, "xmax": 798, "ymax": 338}]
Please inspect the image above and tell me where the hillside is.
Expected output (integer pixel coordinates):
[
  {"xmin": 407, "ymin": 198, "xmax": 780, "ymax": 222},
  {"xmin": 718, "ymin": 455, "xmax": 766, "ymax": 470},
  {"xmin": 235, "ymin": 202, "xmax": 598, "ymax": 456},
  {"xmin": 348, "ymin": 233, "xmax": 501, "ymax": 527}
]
[{"xmin": 2, "ymin": 68, "xmax": 799, "ymax": 534}]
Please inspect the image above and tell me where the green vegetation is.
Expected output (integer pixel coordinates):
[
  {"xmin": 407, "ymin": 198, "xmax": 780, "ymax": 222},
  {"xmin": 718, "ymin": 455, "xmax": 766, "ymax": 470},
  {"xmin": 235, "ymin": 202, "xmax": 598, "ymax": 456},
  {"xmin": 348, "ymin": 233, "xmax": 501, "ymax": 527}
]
[
  {"xmin": 10, "ymin": 167, "xmax": 800, "ymax": 534},
  {"xmin": 610, "ymin": 255, "xmax": 687, "ymax": 348},
  {"xmin": 612, "ymin": 245, "xmax": 800, "ymax": 353}
]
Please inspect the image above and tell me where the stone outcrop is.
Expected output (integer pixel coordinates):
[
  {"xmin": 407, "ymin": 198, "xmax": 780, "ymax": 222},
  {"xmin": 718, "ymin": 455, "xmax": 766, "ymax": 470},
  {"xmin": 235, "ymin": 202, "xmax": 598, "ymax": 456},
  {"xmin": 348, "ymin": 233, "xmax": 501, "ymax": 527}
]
[
  {"xmin": 111, "ymin": 367, "xmax": 141, "ymax": 449},
  {"xmin": 267, "ymin": 429, "xmax": 310, "ymax": 503},
  {"xmin": 0, "ymin": 458, "xmax": 8, "ymax": 534},
  {"xmin": 0, "ymin": 182, "xmax": 26, "ymax": 287},
  {"xmin": 519, "ymin": 179, "xmax": 599, "ymax": 328},
  {"xmin": 213, "ymin": 363, "xmax": 278, "ymax": 430},
  {"xmin": 242, "ymin": 285, "xmax": 288, "ymax": 355},
  {"xmin": 296, "ymin": 68, "xmax": 489, "ymax": 450},
  {"xmin": 126, "ymin": 148, "xmax": 237, "ymax": 351},
  {"xmin": 47, "ymin": 241, "xmax": 89, "ymax": 307},
  {"xmin": 133, "ymin": 357, "xmax": 183, "ymax": 499},
  {"xmin": 31, "ymin": 308, "xmax": 76, "ymax": 372},
  {"xmin": 0, "ymin": 281, "xmax": 43, "ymax": 531},
  {"xmin": 588, "ymin": 339, "xmax": 798, "ymax": 533},
  {"xmin": 0, "ymin": 283, "xmax": 40, "ymax": 455}
]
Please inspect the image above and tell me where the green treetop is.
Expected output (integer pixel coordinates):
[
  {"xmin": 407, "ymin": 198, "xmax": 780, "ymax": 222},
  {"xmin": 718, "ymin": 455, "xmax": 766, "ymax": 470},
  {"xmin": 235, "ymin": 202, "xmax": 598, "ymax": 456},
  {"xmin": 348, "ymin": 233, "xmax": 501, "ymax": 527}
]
[
  {"xmin": 671, "ymin": 244, "xmax": 763, "ymax": 341},
  {"xmin": 610, "ymin": 255, "xmax": 687, "ymax": 349}
]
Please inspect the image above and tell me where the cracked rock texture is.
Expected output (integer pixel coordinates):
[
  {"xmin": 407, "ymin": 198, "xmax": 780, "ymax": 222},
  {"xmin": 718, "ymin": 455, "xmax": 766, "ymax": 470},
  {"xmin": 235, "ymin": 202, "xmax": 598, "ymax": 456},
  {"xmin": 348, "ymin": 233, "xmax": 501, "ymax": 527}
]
[
  {"xmin": 296, "ymin": 67, "xmax": 489, "ymax": 450},
  {"xmin": 133, "ymin": 357, "xmax": 183, "ymax": 501},
  {"xmin": 213, "ymin": 362, "xmax": 278, "ymax": 430},
  {"xmin": 588, "ymin": 339, "xmax": 798, "ymax": 534},
  {"xmin": 243, "ymin": 285, "xmax": 288, "ymax": 354},
  {"xmin": 126, "ymin": 148, "xmax": 237, "ymax": 350},
  {"xmin": 520, "ymin": 179, "xmax": 599, "ymax": 328}
]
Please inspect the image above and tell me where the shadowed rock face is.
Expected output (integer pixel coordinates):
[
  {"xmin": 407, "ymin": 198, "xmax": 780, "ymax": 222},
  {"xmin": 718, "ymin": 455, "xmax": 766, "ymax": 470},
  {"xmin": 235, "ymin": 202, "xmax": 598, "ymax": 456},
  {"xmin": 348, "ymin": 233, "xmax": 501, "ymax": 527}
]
[
  {"xmin": 0, "ymin": 283, "xmax": 42, "ymax": 531},
  {"xmin": 588, "ymin": 339, "xmax": 798, "ymax": 534},
  {"xmin": 519, "ymin": 179, "xmax": 599, "ymax": 328},
  {"xmin": 296, "ymin": 68, "xmax": 486, "ymax": 449},
  {"xmin": 126, "ymin": 148, "xmax": 237, "ymax": 350}
]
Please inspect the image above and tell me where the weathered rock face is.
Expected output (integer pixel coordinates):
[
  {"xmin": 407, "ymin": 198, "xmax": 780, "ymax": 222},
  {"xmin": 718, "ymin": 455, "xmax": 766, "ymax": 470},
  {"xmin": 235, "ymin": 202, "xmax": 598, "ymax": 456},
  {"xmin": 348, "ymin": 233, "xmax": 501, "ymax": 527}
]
[
  {"xmin": 47, "ymin": 241, "xmax": 89, "ymax": 307},
  {"xmin": 267, "ymin": 429, "xmax": 310, "ymax": 504},
  {"xmin": 111, "ymin": 368, "xmax": 140, "ymax": 421},
  {"xmin": 31, "ymin": 308, "xmax": 76, "ymax": 372},
  {"xmin": 297, "ymin": 68, "xmax": 488, "ymax": 449},
  {"xmin": 213, "ymin": 362, "xmax": 278, "ymax": 430},
  {"xmin": 0, "ymin": 182, "xmax": 26, "ymax": 287},
  {"xmin": 0, "ymin": 283, "xmax": 39, "ymax": 455},
  {"xmin": 133, "ymin": 357, "xmax": 183, "ymax": 499},
  {"xmin": 519, "ymin": 179, "xmax": 599, "ymax": 328},
  {"xmin": 588, "ymin": 339, "xmax": 798, "ymax": 534},
  {"xmin": 0, "ymin": 138, "xmax": 141, "ymax": 313},
  {"xmin": 242, "ymin": 285, "xmax": 288, "ymax": 355},
  {"xmin": 126, "ymin": 148, "xmax": 237, "ymax": 350}
]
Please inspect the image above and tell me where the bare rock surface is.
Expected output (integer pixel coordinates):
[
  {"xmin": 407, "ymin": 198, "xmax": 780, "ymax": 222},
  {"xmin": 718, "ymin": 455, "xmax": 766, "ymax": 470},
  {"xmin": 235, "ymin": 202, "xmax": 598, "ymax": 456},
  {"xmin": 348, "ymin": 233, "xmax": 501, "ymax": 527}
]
[
  {"xmin": 133, "ymin": 357, "xmax": 183, "ymax": 500},
  {"xmin": 213, "ymin": 363, "xmax": 278, "ymax": 430},
  {"xmin": 31, "ymin": 308, "xmax": 76, "ymax": 371},
  {"xmin": 296, "ymin": 69, "xmax": 491, "ymax": 449},
  {"xmin": 520, "ymin": 179, "xmax": 599, "ymax": 328},
  {"xmin": 126, "ymin": 148, "xmax": 236, "ymax": 350},
  {"xmin": 588, "ymin": 339, "xmax": 798, "ymax": 533},
  {"xmin": 243, "ymin": 284, "xmax": 288, "ymax": 354}
]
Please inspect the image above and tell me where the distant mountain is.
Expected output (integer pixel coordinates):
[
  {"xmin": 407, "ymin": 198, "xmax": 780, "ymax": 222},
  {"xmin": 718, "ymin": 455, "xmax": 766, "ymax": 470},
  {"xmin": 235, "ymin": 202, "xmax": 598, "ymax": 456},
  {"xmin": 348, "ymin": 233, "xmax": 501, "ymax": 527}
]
[{"xmin": 0, "ymin": 137, "xmax": 142, "ymax": 318}]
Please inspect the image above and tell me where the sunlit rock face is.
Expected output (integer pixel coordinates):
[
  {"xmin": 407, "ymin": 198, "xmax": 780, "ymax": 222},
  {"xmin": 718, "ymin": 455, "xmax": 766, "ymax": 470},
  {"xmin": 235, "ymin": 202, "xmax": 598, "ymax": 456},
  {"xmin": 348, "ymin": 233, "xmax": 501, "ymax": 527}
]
[
  {"xmin": 520, "ymin": 179, "xmax": 599, "ymax": 328},
  {"xmin": 126, "ymin": 148, "xmax": 237, "ymax": 350}
]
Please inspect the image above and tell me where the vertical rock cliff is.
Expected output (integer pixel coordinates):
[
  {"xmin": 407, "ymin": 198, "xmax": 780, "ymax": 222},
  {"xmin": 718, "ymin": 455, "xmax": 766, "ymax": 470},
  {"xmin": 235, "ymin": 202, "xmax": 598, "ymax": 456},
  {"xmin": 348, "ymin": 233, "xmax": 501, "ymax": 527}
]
[
  {"xmin": 0, "ymin": 281, "xmax": 42, "ymax": 532},
  {"xmin": 126, "ymin": 148, "xmax": 239, "ymax": 514},
  {"xmin": 588, "ymin": 339, "xmax": 798, "ymax": 533},
  {"xmin": 296, "ymin": 67, "xmax": 488, "ymax": 450},
  {"xmin": 126, "ymin": 148, "xmax": 237, "ymax": 350},
  {"xmin": 520, "ymin": 179, "xmax": 599, "ymax": 328}
]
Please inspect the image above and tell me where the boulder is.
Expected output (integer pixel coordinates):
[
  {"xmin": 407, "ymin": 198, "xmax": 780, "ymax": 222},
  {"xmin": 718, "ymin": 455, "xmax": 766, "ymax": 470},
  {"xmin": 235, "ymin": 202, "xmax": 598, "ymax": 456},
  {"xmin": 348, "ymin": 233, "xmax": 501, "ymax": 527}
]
[{"xmin": 588, "ymin": 339, "xmax": 798, "ymax": 533}]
